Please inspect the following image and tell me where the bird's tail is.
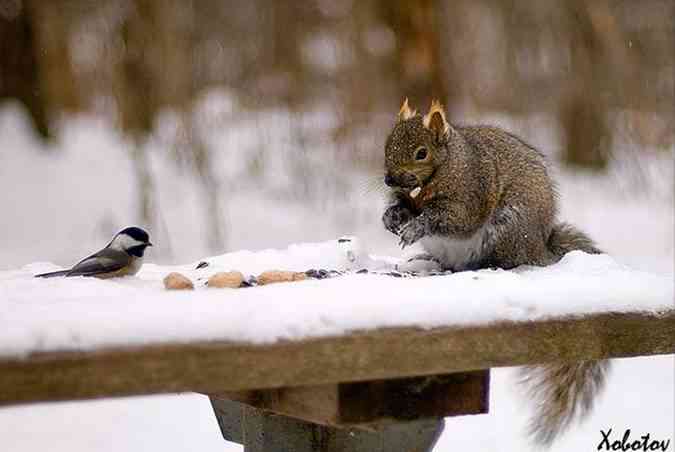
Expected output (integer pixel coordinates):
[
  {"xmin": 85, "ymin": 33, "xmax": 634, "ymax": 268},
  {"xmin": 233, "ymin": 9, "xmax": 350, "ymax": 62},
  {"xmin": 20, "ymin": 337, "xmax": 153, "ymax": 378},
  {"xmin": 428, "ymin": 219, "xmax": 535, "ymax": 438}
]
[
  {"xmin": 519, "ymin": 222, "xmax": 609, "ymax": 447},
  {"xmin": 35, "ymin": 270, "xmax": 70, "ymax": 278},
  {"xmin": 519, "ymin": 361, "xmax": 611, "ymax": 447}
]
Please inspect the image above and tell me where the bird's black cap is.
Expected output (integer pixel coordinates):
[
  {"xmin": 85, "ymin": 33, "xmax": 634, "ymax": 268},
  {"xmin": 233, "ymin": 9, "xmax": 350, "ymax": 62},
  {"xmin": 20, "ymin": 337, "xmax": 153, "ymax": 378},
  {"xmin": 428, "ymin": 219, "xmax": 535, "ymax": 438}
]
[{"xmin": 118, "ymin": 226, "xmax": 151, "ymax": 244}]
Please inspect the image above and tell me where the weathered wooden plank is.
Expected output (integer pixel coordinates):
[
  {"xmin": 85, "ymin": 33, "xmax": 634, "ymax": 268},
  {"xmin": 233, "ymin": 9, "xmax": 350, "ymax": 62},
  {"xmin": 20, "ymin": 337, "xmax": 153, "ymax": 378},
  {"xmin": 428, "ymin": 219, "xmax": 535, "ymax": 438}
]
[
  {"xmin": 337, "ymin": 371, "xmax": 489, "ymax": 424},
  {"xmin": 0, "ymin": 310, "xmax": 672, "ymax": 406},
  {"xmin": 218, "ymin": 370, "xmax": 489, "ymax": 427}
]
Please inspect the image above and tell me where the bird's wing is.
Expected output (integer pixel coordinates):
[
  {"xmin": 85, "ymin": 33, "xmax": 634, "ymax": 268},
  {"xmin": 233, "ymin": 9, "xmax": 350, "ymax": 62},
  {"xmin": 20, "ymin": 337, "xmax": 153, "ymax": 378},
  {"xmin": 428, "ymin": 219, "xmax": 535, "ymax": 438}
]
[{"xmin": 66, "ymin": 248, "xmax": 129, "ymax": 277}]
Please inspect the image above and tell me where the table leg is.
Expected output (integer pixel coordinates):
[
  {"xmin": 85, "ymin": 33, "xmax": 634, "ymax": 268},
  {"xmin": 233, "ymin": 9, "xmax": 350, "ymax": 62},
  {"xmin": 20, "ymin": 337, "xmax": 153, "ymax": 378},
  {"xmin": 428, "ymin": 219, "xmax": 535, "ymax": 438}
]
[{"xmin": 210, "ymin": 397, "xmax": 445, "ymax": 452}]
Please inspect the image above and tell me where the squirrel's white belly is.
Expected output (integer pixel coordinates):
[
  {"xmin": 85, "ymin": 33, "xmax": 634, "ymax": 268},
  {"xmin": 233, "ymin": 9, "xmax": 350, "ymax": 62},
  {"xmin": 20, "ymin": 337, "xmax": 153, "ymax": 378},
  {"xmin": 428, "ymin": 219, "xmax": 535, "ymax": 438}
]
[{"xmin": 420, "ymin": 225, "xmax": 490, "ymax": 271}]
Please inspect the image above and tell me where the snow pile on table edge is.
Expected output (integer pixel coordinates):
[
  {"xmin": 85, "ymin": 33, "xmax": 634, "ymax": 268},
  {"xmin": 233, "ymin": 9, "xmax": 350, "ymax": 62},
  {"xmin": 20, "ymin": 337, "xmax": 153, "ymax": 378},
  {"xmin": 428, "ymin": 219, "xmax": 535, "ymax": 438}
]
[{"xmin": 0, "ymin": 237, "xmax": 672, "ymax": 358}]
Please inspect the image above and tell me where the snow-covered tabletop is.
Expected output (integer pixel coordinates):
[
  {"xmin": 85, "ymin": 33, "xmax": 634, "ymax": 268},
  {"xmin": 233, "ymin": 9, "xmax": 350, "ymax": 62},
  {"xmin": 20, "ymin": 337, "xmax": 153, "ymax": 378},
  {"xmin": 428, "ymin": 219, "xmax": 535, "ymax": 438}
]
[{"xmin": 0, "ymin": 237, "xmax": 672, "ymax": 359}]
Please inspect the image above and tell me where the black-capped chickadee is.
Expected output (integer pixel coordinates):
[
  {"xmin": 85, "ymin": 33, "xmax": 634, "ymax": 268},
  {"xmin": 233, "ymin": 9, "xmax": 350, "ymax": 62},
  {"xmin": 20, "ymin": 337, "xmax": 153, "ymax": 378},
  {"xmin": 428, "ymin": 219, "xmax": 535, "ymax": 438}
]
[{"xmin": 35, "ymin": 227, "xmax": 153, "ymax": 279}]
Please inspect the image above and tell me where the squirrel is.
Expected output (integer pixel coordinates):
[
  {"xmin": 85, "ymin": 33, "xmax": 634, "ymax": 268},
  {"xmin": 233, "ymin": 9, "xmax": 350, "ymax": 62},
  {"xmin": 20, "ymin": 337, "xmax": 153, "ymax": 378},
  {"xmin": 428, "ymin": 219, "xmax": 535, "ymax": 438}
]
[{"xmin": 382, "ymin": 98, "xmax": 610, "ymax": 447}]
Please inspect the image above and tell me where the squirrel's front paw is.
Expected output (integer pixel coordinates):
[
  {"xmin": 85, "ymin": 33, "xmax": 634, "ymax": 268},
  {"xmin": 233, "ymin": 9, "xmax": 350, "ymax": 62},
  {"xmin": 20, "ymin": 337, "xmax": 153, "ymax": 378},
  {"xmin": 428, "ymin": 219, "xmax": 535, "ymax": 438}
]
[
  {"xmin": 383, "ymin": 205, "xmax": 413, "ymax": 235},
  {"xmin": 398, "ymin": 218, "xmax": 425, "ymax": 248}
]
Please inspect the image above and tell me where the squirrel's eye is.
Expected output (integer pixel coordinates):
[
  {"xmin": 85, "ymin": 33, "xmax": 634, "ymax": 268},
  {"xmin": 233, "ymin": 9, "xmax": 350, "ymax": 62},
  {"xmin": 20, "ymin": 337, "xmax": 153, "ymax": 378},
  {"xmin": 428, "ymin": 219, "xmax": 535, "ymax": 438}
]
[{"xmin": 415, "ymin": 147, "xmax": 428, "ymax": 161}]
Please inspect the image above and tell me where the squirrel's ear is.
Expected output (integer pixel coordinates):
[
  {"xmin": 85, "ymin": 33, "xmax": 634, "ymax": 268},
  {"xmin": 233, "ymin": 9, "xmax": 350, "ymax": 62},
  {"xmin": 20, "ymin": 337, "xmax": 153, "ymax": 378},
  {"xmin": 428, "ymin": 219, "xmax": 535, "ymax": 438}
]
[
  {"xmin": 423, "ymin": 100, "xmax": 450, "ymax": 140},
  {"xmin": 398, "ymin": 97, "xmax": 416, "ymax": 122}
]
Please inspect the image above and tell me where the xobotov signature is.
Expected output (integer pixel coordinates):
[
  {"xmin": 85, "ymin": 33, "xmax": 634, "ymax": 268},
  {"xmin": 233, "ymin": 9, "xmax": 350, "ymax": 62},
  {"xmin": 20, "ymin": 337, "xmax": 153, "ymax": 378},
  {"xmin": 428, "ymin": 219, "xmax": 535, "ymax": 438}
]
[{"xmin": 598, "ymin": 429, "xmax": 671, "ymax": 452}]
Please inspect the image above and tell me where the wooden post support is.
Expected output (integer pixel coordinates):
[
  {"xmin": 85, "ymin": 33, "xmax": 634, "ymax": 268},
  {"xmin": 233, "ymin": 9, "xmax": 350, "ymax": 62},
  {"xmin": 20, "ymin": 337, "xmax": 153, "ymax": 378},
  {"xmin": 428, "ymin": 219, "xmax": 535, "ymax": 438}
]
[
  {"xmin": 215, "ymin": 370, "xmax": 489, "ymax": 427},
  {"xmin": 210, "ymin": 398, "xmax": 445, "ymax": 452}
]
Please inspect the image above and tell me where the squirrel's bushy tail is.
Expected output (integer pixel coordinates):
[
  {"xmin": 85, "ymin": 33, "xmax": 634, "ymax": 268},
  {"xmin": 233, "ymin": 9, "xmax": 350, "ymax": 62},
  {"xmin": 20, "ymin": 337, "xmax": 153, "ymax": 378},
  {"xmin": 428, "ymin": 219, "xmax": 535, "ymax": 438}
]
[
  {"xmin": 519, "ymin": 361, "xmax": 611, "ymax": 447},
  {"xmin": 519, "ymin": 222, "xmax": 609, "ymax": 447},
  {"xmin": 547, "ymin": 222, "xmax": 601, "ymax": 257}
]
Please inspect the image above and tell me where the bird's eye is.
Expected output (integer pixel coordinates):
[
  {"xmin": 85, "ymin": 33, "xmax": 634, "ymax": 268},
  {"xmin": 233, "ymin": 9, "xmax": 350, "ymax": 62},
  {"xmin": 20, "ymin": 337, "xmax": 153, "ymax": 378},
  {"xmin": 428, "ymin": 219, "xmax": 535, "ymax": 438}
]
[{"xmin": 415, "ymin": 147, "xmax": 428, "ymax": 160}]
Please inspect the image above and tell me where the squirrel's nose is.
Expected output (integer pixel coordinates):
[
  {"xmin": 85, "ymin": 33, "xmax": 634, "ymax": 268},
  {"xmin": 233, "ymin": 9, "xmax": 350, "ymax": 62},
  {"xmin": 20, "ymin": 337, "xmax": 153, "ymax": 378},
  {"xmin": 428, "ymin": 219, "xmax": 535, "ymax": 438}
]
[{"xmin": 384, "ymin": 174, "xmax": 395, "ymax": 187}]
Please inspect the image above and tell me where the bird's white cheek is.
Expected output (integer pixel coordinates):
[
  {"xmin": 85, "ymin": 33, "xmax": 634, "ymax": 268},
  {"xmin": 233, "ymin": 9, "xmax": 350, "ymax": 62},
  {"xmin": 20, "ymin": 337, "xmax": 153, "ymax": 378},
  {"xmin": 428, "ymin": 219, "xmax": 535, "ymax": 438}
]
[{"xmin": 110, "ymin": 234, "xmax": 145, "ymax": 251}]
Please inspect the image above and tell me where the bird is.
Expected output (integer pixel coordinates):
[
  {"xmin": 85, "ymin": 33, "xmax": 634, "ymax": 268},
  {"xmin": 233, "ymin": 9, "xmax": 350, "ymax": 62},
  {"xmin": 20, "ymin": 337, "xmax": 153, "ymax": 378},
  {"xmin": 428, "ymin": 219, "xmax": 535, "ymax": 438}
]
[{"xmin": 35, "ymin": 227, "xmax": 153, "ymax": 279}]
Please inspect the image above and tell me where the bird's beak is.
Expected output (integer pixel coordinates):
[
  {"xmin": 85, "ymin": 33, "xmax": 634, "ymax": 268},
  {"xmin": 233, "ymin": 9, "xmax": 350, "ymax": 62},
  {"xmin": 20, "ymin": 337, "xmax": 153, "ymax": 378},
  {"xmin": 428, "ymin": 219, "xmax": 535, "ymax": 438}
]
[{"xmin": 146, "ymin": 242, "xmax": 153, "ymax": 247}]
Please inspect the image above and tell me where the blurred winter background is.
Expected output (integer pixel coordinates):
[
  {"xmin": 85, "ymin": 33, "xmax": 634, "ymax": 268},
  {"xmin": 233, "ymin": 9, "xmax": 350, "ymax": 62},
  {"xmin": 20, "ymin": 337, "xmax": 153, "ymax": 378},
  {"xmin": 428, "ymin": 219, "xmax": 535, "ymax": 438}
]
[{"xmin": 0, "ymin": 0, "xmax": 672, "ymax": 451}]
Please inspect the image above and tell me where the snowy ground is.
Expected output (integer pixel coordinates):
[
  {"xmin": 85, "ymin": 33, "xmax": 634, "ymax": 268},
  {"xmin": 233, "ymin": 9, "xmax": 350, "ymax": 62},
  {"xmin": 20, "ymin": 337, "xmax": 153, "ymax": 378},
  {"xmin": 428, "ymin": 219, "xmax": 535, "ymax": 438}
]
[{"xmin": 0, "ymin": 104, "xmax": 672, "ymax": 451}]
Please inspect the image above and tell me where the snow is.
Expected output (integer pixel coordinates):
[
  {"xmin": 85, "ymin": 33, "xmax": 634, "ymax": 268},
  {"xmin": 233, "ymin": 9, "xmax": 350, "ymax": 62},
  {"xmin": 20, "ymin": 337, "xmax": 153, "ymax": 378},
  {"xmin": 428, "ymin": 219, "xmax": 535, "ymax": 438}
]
[
  {"xmin": 0, "ymin": 104, "xmax": 672, "ymax": 451},
  {"xmin": 0, "ymin": 237, "xmax": 671, "ymax": 359}
]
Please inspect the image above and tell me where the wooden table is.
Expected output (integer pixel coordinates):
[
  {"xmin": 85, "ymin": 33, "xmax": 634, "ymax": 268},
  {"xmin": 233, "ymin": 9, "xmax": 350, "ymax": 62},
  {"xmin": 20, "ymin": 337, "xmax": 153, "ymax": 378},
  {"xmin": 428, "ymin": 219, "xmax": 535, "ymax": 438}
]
[{"xmin": 1, "ymin": 310, "xmax": 673, "ymax": 451}]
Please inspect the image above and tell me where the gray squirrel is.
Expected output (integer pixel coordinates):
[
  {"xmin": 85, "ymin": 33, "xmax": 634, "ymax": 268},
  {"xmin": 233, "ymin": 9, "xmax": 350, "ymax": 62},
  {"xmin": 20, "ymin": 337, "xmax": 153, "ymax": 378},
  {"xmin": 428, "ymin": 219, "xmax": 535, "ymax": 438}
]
[{"xmin": 382, "ymin": 98, "xmax": 610, "ymax": 447}]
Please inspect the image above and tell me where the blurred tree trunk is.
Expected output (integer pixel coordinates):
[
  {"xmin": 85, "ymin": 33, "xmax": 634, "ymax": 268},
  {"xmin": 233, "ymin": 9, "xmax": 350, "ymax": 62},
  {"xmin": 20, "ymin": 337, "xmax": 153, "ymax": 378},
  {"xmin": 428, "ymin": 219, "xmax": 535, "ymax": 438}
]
[
  {"xmin": 26, "ymin": 0, "xmax": 81, "ymax": 115},
  {"xmin": 179, "ymin": 110, "xmax": 227, "ymax": 254},
  {"xmin": 113, "ymin": 0, "xmax": 160, "ymax": 228},
  {"xmin": 560, "ymin": 91, "xmax": 610, "ymax": 170},
  {"xmin": 114, "ymin": 0, "xmax": 158, "ymax": 136},
  {"xmin": 268, "ymin": 2, "xmax": 308, "ymax": 109},
  {"xmin": 0, "ymin": 3, "xmax": 50, "ymax": 138},
  {"xmin": 113, "ymin": 0, "xmax": 226, "ymax": 253},
  {"xmin": 171, "ymin": 2, "xmax": 227, "ymax": 253},
  {"xmin": 332, "ymin": 3, "xmax": 375, "ymax": 143},
  {"xmin": 559, "ymin": 1, "xmax": 611, "ymax": 170},
  {"xmin": 379, "ymin": 0, "xmax": 447, "ymax": 109}
]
